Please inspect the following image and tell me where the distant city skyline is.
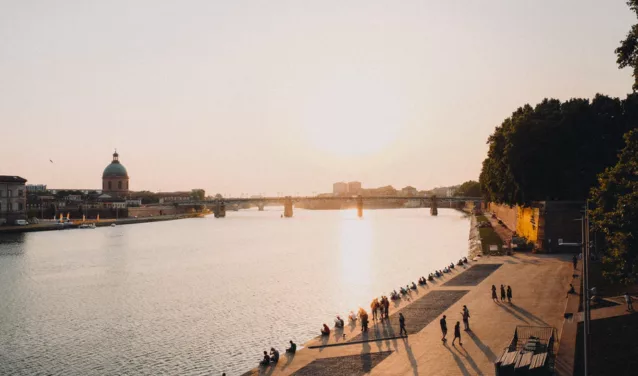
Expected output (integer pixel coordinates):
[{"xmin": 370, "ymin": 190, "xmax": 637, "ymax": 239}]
[{"xmin": 1, "ymin": 1, "xmax": 634, "ymax": 195}]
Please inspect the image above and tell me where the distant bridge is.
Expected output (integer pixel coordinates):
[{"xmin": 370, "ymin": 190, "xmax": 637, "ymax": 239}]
[{"xmin": 180, "ymin": 196, "xmax": 482, "ymax": 218}]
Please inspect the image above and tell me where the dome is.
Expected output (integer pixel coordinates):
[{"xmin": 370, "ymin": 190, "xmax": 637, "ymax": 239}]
[{"xmin": 102, "ymin": 151, "xmax": 129, "ymax": 178}]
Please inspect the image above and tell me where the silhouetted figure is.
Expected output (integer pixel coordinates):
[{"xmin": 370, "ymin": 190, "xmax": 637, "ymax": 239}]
[
  {"xmin": 566, "ymin": 284, "xmax": 576, "ymax": 297},
  {"xmin": 260, "ymin": 351, "xmax": 270, "ymax": 366},
  {"xmin": 440, "ymin": 315, "xmax": 447, "ymax": 342},
  {"xmin": 384, "ymin": 297, "xmax": 390, "ymax": 319},
  {"xmin": 270, "ymin": 348, "xmax": 279, "ymax": 363},
  {"xmin": 625, "ymin": 292, "xmax": 634, "ymax": 312},
  {"xmin": 286, "ymin": 340, "xmax": 296, "ymax": 353},
  {"xmin": 491, "ymin": 285, "xmax": 498, "ymax": 302},
  {"xmin": 500, "ymin": 284, "xmax": 506, "ymax": 301},
  {"xmin": 452, "ymin": 321, "xmax": 462, "ymax": 346},
  {"xmin": 399, "ymin": 313, "xmax": 407, "ymax": 336},
  {"xmin": 507, "ymin": 286, "xmax": 513, "ymax": 303},
  {"xmin": 321, "ymin": 324, "xmax": 330, "ymax": 336},
  {"xmin": 461, "ymin": 305, "xmax": 470, "ymax": 331},
  {"xmin": 573, "ymin": 254, "xmax": 578, "ymax": 269}
]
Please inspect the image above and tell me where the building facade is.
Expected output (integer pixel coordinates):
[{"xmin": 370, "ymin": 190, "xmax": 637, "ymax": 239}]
[
  {"xmin": 401, "ymin": 186, "xmax": 418, "ymax": 196},
  {"xmin": 102, "ymin": 150, "xmax": 129, "ymax": 196},
  {"xmin": 347, "ymin": 181, "xmax": 362, "ymax": 195},
  {"xmin": 333, "ymin": 182, "xmax": 348, "ymax": 195},
  {"xmin": 0, "ymin": 176, "xmax": 27, "ymax": 224}
]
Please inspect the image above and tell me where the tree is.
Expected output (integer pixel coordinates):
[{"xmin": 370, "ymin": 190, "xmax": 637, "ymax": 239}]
[
  {"xmin": 479, "ymin": 95, "xmax": 635, "ymax": 206},
  {"xmin": 454, "ymin": 180, "xmax": 481, "ymax": 197},
  {"xmin": 214, "ymin": 193, "xmax": 223, "ymax": 199},
  {"xmin": 190, "ymin": 189, "xmax": 205, "ymax": 201},
  {"xmin": 589, "ymin": 129, "xmax": 638, "ymax": 284},
  {"xmin": 616, "ymin": 1, "xmax": 638, "ymax": 91}
]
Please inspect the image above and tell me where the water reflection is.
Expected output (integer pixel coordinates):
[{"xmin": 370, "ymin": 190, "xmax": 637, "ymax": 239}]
[{"xmin": 339, "ymin": 210, "xmax": 372, "ymax": 287}]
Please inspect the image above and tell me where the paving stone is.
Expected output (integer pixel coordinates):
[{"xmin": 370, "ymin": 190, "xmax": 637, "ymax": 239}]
[
  {"xmin": 291, "ymin": 351, "xmax": 392, "ymax": 376},
  {"xmin": 443, "ymin": 264, "xmax": 502, "ymax": 286}
]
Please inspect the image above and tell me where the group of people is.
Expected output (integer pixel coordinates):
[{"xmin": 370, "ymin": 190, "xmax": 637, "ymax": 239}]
[
  {"xmin": 491, "ymin": 284, "xmax": 513, "ymax": 303},
  {"xmin": 370, "ymin": 297, "xmax": 391, "ymax": 320},
  {"xmin": 258, "ymin": 341, "xmax": 296, "ymax": 367},
  {"xmin": 439, "ymin": 304, "xmax": 471, "ymax": 346}
]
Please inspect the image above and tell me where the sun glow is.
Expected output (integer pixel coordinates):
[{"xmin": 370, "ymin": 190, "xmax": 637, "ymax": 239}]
[{"xmin": 301, "ymin": 74, "xmax": 406, "ymax": 157}]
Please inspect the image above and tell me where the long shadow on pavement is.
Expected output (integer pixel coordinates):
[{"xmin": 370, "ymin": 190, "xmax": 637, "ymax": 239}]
[
  {"xmin": 457, "ymin": 345, "xmax": 484, "ymax": 376},
  {"xmin": 466, "ymin": 331, "xmax": 498, "ymax": 362},
  {"xmin": 508, "ymin": 304, "xmax": 551, "ymax": 326},
  {"xmin": 403, "ymin": 337, "xmax": 419, "ymax": 376},
  {"xmin": 496, "ymin": 303, "xmax": 530, "ymax": 323},
  {"xmin": 443, "ymin": 342, "xmax": 471, "ymax": 376}
]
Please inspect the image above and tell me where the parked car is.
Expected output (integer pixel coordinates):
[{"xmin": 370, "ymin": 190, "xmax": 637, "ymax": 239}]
[{"xmin": 14, "ymin": 219, "xmax": 29, "ymax": 226}]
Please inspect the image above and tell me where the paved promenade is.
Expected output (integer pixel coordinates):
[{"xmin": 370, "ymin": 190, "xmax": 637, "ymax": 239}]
[{"xmin": 242, "ymin": 253, "xmax": 573, "ymax": 376}]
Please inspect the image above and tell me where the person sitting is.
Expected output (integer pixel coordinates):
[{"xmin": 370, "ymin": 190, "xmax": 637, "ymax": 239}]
[
  {"xmin": 321, "ymin": 323, "xmax": 330, "ymax": 336},
  {"xmin": 259, "ymin": 351, "xmax": 270, "ymax": 366},
  {"xmin": 286, "ymin": 340, "xmax": 296, "ymax": 354},
  {"xmin": 348, "ymin": 311, "xmax": 357, "ymax": 322},
  {"xmin": 335, "ymin": 315, "xmax": 344, "ymax": 328},
  {"xmin": 566, "ymin": 284, "xmax": 576, "ymax": 297},
  {"xmin": 270, "ymin": 348, "xmax": 279, "ymax": 363},
  {"xmin": 400, "ymin": 287, "xmax": 407, "ymax": 295},
  {"xmin": 450, "ymin": 263, "xmax": 455, "ymax": 269},
  {"xmin": 428, "ymin": 274, "xmax": 434, "ymax": 281},
  {"xmin": 463, "ymin": 257, "xmax": 468, "ymax": 263},
  {"xmin": 411, "ymin": 282, "xmax": 417, "ymax": 290},
  {"xmin": 457, "ymin": 259, "xmax": 464, "ymax": 266}
]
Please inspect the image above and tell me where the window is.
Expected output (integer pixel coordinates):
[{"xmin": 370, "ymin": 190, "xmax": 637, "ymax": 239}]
[
  {"xmin": 108, "ymin": 181, "xmax": 112, "ymax": 190},
  {"xmin": 8, "ymin": 190, "xmax": 12, "ymax": 197},
  {"xmin": 18, "ymin": 203, "xmax": 23, "ymax": 211},
  {"xmin": 18, "ymin": 190, "xmax": 23, "ymax": 197},
  {"xmin": 118, "ymin": 181, "xmax": 122, "ymax": 189}
]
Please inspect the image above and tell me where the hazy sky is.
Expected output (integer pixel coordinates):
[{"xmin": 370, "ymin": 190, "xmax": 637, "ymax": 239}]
[{"xmin": 0, "ymin": 0, "xmax": 634, "ymax": 195}]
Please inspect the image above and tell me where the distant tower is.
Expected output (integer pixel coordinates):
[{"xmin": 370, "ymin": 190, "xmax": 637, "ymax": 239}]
[{"xmin": 102, "ymin": 149, "xmax": 129, "ymax": 195}]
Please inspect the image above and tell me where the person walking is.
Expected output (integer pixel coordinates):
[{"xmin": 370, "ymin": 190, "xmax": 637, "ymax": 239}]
[
  {"xmin": 452, "ymin": 321, "xmax": 462, "ymax": 346},
  {"xmin": 371, "ymin": 299, "xmax": 379, "ymax": 321},
  {"xmin": 440, "ymin": 315, "xmax": 448, "ymax": 342},
  {"xmin": 625, "ymin": 292, "xmax": 634, "ymax": 312},
  {"xmin": 507, "ymin": 286, "xmax": 513, "ymax": 303},
  {"xmin": 491, "ymin": 285, "xmax": 498, "ymax": 302},
  {"xmin": 461, "ymin": 305, "xmax": 470, "ymax": 331},
  {"xmin": 384, "ymin": 297, "xmax": 390, "ymax": 320},
  {"xmin": 573, "ymin": 254, "xmax": 578, "ymax": 269},
  {"xmin": 399, "ymin": 313, "xmax": 407, "ymax": 337},
  {"xmin": 500, "ymin": 284, "xmax": 506, "ymax": 302}
]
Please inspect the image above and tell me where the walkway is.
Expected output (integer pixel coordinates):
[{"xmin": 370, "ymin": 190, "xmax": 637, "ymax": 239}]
[{"xmin": 242, "ymin": 253, "xmax": 573, "ymax": 376}]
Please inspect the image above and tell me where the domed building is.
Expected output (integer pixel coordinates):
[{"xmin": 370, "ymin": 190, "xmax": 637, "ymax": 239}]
[{"xmin": 102, "ymin": 150, "xmax": 129, "ymax": 195}]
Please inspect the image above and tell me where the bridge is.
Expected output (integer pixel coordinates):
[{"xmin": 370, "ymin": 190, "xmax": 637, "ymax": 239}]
[{"xmin": 180, "ymin": 196, "xmax": 482, "ymax": 219}]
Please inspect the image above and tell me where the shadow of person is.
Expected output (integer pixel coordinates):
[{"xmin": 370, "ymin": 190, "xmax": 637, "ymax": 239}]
[
  {"xmin": 443, "ymin": 341, "xmax": 471, "ymax": 376},
  {"xmin": 318, "ymin": 334, "xmax": 329, "ymax": 352},
  {"xmin": 457, "ymin": 345, "xmax": 484, "ymax": 375},
  {"xmin": 402, "ymin": 338, "xmax": 419, "ymax": 376},
  {"xmin": 281, "ymin": 351, "xmax": 296, "ymax": 370},
  {"xmin": 466, "ymin": 331, "xmax": 498, "ymax": 362},
  {"xmin": 508, "ymin": 305, "xmax": 551, "ymax": 326},
  {"xmin": 257, "ymin": 363, "xmax": 276, "ymax": 376},
  {"xmin": 497, "ymin": 303, "xmax": 529, "ymax": 323}
]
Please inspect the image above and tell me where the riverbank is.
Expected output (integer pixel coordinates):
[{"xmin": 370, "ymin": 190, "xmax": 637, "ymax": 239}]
[
  {"xmin": 0, "ymin": 213, "xmax": 202, "ymax": 234},
  {"xmin": 241, "ymin": 252, "xmax": 573, "ymax": 376}
]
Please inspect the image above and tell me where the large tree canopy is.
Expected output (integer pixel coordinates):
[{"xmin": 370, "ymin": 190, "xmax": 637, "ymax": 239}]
[
  {"xmin": 479, "ymin": 94, "xmax": 637, "ymax": 206},
  {"xmin": 454, "ymin": 180, "xmax": 481, "ymax": 197},
  {"xmin": 616, "ymin": 0, "xmax": 638, "ymax": 91},
  {"xmin": 589, "ymin": 130, "xmax": 638, "ymax": 283}
]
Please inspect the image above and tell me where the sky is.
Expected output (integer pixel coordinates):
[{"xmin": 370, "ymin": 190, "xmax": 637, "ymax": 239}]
[{"xmin": 0, "ymin": 0, "xmax": 635, "ymax": 196}]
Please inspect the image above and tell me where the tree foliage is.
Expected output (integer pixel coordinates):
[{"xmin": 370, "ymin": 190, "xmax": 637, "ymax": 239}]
[
  {"xmin": 479, "ymin": 94, "xmax": 637, "ymax": 206},
  {"xmin": 454, "ymin": 180, "xmax": 481, "ymax": 197},
  {"xmin": 190, "ymin": 189, "xmax": 205, "ymax": 201},
  {"xmin": 616, "ymin": 1, "xmax": 638, "ymax": 91},
  {"xmin": 589, "ymin": 130, "xmax": 638, "ymax": 284}
]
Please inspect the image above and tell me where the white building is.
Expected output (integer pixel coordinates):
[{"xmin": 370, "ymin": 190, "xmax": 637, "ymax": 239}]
[
  {"xmin": 347, "ymin": 181, "xmax": 362, "ymax": 195},
  {"xmin": 0, "ymin": 176, "xmax": 27, "ymax": 224}
]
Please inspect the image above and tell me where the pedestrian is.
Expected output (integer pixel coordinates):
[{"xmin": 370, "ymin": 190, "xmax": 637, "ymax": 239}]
[
  {"xmin": 371, "ymin": 299, "xmax": 379, "ymax": 321},
  {"xmin": 491, "ymin": 285, "xmax": 498, "ymax": 302},
  {"xmin": 625, "ymin": 292, "xmax": 634, "ymax": 312},
  {"xmin": 440, "ymin": 315, "xmax": 447, "ymax": 342},
  {"xmin": 399, "ymin": 313, "xmax": 407, "ymax": 337},
  {"xmin": 452, "ymin": 321, "xmax": 463, "ymax": 346},
  {"xmin": 500, "ymin": 284, "xmax": 506, "ymax": 301},
  {"xmin": 384, "ymin": 297, "xmax": 390, "ymax": 319},
  {"xmin": 572, "ymin": 254, "xmax": 578, "ymax": 269},
  {"xmin": 461, "ymin": 305, "xmax": 470, "ymax": 331},
  {"xmin": 507, "ymin": 286, "xmax": 513, "ymax": 303}
]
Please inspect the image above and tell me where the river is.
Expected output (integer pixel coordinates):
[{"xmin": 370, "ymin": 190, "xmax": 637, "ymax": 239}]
[{"xmin": 0, "ymin": 208, "xmax": 470, "ymax": 375}]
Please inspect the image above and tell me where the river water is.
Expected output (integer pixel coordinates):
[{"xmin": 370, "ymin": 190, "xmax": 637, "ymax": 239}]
[{"xmin": 0, "ymin": 208, "xmax": 469, "ymax": 375}]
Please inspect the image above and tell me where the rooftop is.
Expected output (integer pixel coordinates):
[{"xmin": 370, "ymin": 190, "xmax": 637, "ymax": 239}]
[{"xmin": 0, "ymin": 175, "xmax": 27, "ymax": 183}]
